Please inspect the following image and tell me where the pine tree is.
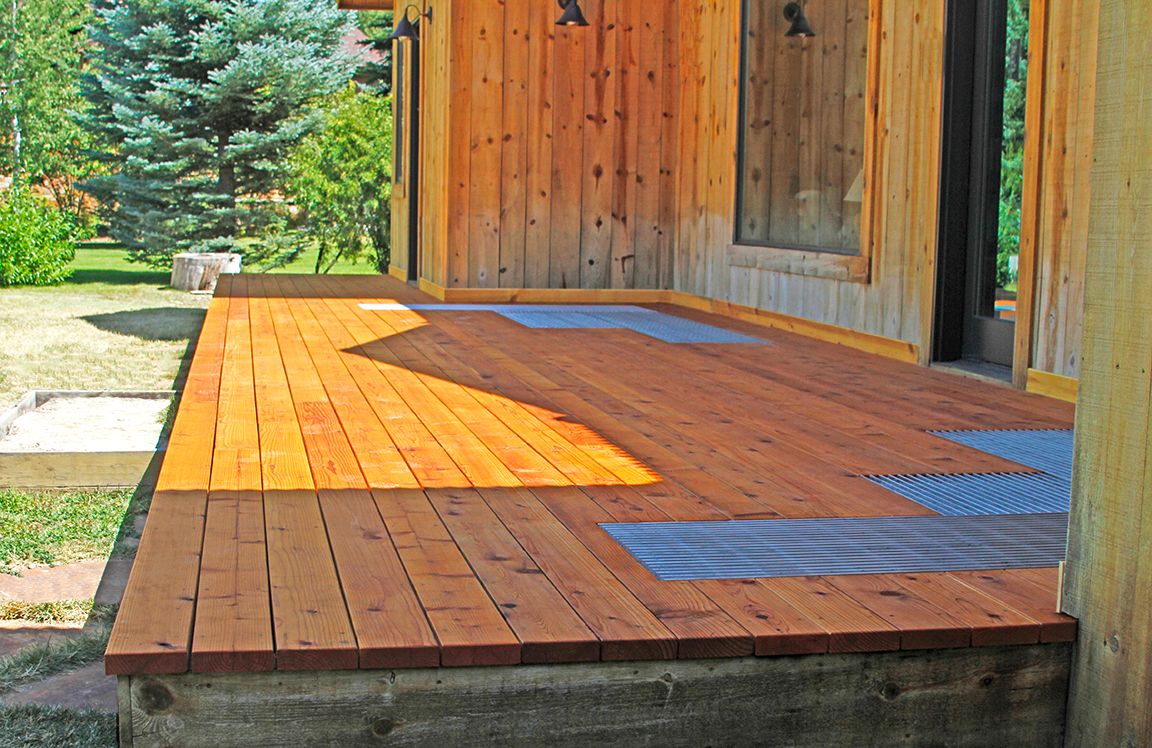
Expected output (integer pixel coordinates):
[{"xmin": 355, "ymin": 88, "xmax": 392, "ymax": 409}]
[{"xmin": 82, "ymin": 0, "xmax": 356, "ymax": 266}]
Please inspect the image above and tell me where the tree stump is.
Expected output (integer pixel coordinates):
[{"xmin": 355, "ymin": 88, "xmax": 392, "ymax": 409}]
[{"xmin": 170, "ymin": 253, "xmax": 242, "ymax": 292}]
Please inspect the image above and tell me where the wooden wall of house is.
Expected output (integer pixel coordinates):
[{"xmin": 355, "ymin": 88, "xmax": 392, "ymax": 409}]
[
  {"xmin": 1017, "ymin": 0, "xmax": 1100, "ymax": 382},
  {"xmin": 426, "ymin": 0, "xmax": 679, "ymax": 290},
  {"xmin": 674, "ymin": 0, "xmax": 946, "ymax": 358}
]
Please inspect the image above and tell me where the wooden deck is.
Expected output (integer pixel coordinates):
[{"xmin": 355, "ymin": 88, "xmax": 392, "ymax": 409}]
[{"xmin": 106, "ymin": 275, "xmax": 1076, "ymax": 675}]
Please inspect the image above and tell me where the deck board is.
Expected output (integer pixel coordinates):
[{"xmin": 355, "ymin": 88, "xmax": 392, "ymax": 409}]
[{"xmin": 106, "ymin": 275, "xmax": 1077, "ymax": 675}]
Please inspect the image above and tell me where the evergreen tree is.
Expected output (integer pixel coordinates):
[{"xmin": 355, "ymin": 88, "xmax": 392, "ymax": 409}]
[{"xmin": 82, "ymin": 0, "xmax": 356, "ymax": 266}]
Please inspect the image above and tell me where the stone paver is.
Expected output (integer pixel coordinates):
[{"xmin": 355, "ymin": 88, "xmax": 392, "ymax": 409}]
[
  {"xmin": 0, "ymin": 622, "xmax": 84, "ymax": 658},
  {"xmin": 3, "ymin": 662, "xmax": 117, "ymax": 713},
  {"xmin": 0, "ymin": 560, "xmax": 108, "ymax": 603}
]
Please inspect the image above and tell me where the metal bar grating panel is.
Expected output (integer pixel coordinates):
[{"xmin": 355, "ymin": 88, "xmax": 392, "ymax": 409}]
[
  {"xmin": 929, "ymin": 429, "xmax": 1074, "ymax": 480},
  {"xmin": 864, "ymin": 472, "xmax": 1071, "ymax": 516},
  {"xmin": 359, "ymin": 304, "xmax": 767, "ymax": 344},
  {"xmin": 600, "ymin": 514, "xmax": 1069, "ymax": 580}
]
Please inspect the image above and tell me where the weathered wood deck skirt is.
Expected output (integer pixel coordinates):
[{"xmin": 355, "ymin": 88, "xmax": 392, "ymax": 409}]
[{"xmin": 106, "ymin": 275, "xmax": 1076, "ymax": 676}]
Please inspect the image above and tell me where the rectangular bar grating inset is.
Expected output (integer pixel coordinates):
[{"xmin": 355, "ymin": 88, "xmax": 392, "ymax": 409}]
[
  {"xmin": 359, "ymin": 304, "xmax": 767, "ymax": 344},
  {"xmin": 864, "ymin": 472, "xmax": 1071, "ymax": 516},
  {"xmin": 929, "ymin": 429, "xmax": 1073, "ymax": 480},
  {"xmin": 599, "ymin": 513, "xmax": 1069, "ymax": 581}
]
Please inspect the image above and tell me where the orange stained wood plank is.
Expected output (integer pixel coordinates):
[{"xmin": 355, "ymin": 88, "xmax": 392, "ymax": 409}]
[
  {"xmin": 105, "ymin": 490, "xmax": 211, "ymax": 675},
  {"xmin": 247, "ymin": 294, "xmax": 358, "ymax": 671},
  {"xmin": 346, "ymin": 302, "xmax": 678, "ymax": 659},
  {"xmin": 265, "ymin": 290, "xmax": 369, "ymax": 491},
  {"xmin": 318, "ymin": 490, "xmax": 441, "ymax": 668},
  {"xmin": 823, "ymin": 575, "xmax": 971, "ymax": 650},
  {"xmin": 372, "ymin": 488, "xmax": 522, "ymax": 667},
  {"xmin": 760, "ymin": 577, "xmax": 902, "ymax": 653},
  {"xmin": 192, "ymin": 491, "xmax": 274, "ymax": 673},
  {"xmin": 405, "ymin": 313, "xmax": 740, "ymax": 518},
  {"xmin": 154, "ymin": 294, "xmax": 231, "ymax": 492},
  {"xmin": 280, "ymin": 276, "xmax": 420, "ymax": 490},
  {"xmin": 424, "ymin": 487, "xmax": 601, "ymax": 664},
  {"xmin": 248, "ymin": 296, "xmax": 315, "ymax": 492},
  {"xmin": 948, "ymin": 569, "xmax": 1077, "ymax": 643},
  {"xmin": 193, "ymin": 277, "xmax": 274, "ymax": 673},
  {"xmin": 415, "ymin": 311, "xmax": 791, "ymax": 519}
]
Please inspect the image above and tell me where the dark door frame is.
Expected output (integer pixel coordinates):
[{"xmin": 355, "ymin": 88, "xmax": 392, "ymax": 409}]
[
  {"xmin": 934, "ymin": 0, "xmax": 1014, "ymax": 366},
  {"xmin": 405, "ymin": 39, "xmax": 421, "ymax": 283}
]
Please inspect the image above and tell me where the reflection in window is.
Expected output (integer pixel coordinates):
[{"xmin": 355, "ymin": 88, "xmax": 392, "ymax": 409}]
[{"xmin": 736, "ymin": 0, "xmax": 870, "ymax": 255}]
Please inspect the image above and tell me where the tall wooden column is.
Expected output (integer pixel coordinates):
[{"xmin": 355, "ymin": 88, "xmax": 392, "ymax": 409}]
[{"xmin": 1062, "ymin": 1, "xmax": 1152, "ymax": 745}]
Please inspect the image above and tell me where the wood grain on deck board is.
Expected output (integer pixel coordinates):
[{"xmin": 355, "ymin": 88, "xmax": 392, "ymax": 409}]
[{"xmin": 106, "ymin": 275, "xmax": 1075, "ymax": 674}]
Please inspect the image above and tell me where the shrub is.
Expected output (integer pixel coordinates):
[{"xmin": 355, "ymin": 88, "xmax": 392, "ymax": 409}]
[{"xmin": 0, "ymin": 190, "xmax": 77, "ymax": 286}]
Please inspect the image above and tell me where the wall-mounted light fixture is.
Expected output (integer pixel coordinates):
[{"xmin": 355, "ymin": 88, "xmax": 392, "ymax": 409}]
[
  {"xmin": 389, "ymin": 4, "xmax": 433, "ymax": 42},
  {"xmin": 556, "ymin": 0, "xmax": 590, "ymax": 27},
  {"xmin": 783, "ymin": 1, "xmax": 816, "ymax": 38}
]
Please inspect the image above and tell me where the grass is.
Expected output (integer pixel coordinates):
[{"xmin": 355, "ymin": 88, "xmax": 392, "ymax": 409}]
[
  {"xmin": 0, "ymin": 617, "xmax": 113, "ymax": 695},
  {"xmin": 0, "ymin": 704, "xmax": 117, "ymax": 747},
  {"xmin": 0, "ymin": 600, "xmax": 114, "ymax": 625},
  {"xmin": 0, "ymin": 248, "xmax": 209, "ymax": 409},
  {"xmin": 258, "ymin": 242, "xmax": 381, "ymax": 275},
  {"xmin": 0, "ymin": 243, "xmax": 380, "ymax": 408},
  {"xmin": 0, "ymin": 489, "xmax": 133, "ymax": 575}
]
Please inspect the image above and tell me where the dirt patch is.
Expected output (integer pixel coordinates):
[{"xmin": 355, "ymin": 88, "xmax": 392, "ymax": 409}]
[{"xmin": 0, "ymin": 397, "xmax": 168, "ymax": 453}]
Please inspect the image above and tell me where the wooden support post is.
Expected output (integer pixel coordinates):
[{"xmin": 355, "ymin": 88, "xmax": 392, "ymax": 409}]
[{"xmin": 1062, "ymin": 2, "xmax": 1152, "ymax": 744}]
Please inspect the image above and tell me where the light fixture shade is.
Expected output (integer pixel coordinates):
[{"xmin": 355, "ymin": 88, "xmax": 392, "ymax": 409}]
[
  {"xmin": 783, "ymin": 2, "xmax": 816, "ymax": 38},
  {"xmin": 389, "ymin": 13, "xmax": 419, "ymax": 42},
  {"xmin": 556, "ymin": 0, "xmax": 590, "ymax": 27}
]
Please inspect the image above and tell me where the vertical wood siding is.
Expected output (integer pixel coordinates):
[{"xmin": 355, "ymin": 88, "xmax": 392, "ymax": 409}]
[
  {"xmin": 429, "ymin": 0, "xmax": 678, "ymax": 290},
  {"xmin": 1019, "ymin": 0, "xmax": 1100, "ymax": 379}
]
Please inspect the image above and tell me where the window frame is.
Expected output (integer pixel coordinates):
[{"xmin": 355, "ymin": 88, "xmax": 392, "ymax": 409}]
[{"xmin": 730, "ymin": 0, "xmax": 885, "ymax": 283}]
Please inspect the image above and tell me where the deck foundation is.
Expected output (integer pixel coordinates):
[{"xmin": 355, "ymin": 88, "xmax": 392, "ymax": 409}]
[{"xmin": 118, "ymin": 644, "xmax": 1070, "ymax": 747}]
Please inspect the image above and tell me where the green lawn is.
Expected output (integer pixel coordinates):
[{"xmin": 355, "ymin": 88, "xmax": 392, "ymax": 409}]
[
  {"xmin": 259, "ymin": 242, "xmax": 381, "ymax": 275},
  {"xmin": 0, "ymin": 705, "xmax": 116, "ymax": 747},
  {"xmin": 0, "ymin": 244, "xmax": 381, "ymax": 409},
  {"xmin": 0, "ymin": 489, "xmax": 133, "ymax": 574}
]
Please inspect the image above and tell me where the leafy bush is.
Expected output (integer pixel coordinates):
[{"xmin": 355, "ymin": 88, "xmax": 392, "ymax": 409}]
[
  {"xmin": 286, "ymin": 84, "xmax": 392, "ymax": 273},
  {"xmin": 0, "ymin": 190, "xmax": 77, "ymax": 286}
]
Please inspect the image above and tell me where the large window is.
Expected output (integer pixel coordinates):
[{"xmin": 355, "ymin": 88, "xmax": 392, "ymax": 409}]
[{"xmin": 736, "ymin": 0, "xmax": 872, "ymax": 255}]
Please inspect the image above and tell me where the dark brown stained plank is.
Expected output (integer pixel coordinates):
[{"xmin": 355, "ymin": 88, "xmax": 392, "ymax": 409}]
[
  {"xmin": 373, "ymin": 489, "xmax": 522, "ymax": 667},
  {"xmin": 695, "ymin": 579, "xmax": 830, "ymax": 656},
  {"xmin": 107, "ymin": 293, "xmax": 231, "ymax": 675},
  {"xmin": 105, "ymin": 490, "xmax": 211, "ymax": 675},
  {"xmin": 824, "ymin": 575, "xmax": 971, "ymax": 650},
  {"xmin": 663, "ymin": 305, "xmax": 1075, "ymax": 429},
  {"xmin": 949, "ymin": 569, "xmax": 1077, "ymax": 643},
  {"xmin": 892, "ymin": 573, "xmax": 1042, "ymax": 647},
  {"xmin": 762, "ymin": 577, "xmax": 902, "ymax": 653},
  {"xmin": 248, "ymin": 295, "xmax": 358, "ymax": 671},
  {"xmin": 425, "ymin": 487, "xmax": 601, "ymax": 664},
  {"xmin": 529, "ymin": 485, "xmax": 755, "ymax": 660},
  {"xmin": 475, "ymin": 486, "xmax": 677, "ymax": 661},
  {"xmin": 318, "ymin": 490, "xmax": 441, "ymax": 669},
  {"xmin": 263, "ymin": 489, "xmax": 358, "ymax": 671},
  {"xmin": 192, "ymin": 491, "xmax": 274, "ymax": 673}
]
